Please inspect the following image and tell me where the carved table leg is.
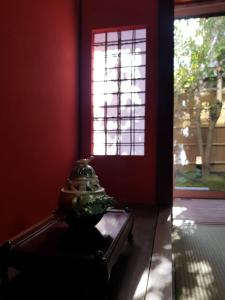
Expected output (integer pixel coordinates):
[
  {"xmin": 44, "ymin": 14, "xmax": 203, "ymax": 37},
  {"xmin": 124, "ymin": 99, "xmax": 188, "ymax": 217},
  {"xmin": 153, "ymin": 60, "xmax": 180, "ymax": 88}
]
[
  {"xmin": 94, "ymin": 250, "xmax": 110, "ymax": 300},
  {"xmin": 128, "ymin": 230, "xmax": 134, "ymax": 242}
]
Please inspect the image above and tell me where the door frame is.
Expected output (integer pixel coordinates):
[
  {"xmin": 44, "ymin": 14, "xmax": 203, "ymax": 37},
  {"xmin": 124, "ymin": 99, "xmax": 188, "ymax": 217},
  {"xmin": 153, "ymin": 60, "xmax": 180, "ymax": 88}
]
[{"xmin": 173, "ymin": 0, "xmax": 225, "ymax": 200}]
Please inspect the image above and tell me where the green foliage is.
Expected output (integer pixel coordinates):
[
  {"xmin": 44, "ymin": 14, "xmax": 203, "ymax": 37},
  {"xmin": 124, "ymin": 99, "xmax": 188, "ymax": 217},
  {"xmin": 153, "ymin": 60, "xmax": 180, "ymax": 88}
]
[
  {"xmin": 175, "ymin": 171, "xmax": 225, "ymax": 191},
  {"xmin": 176, "ymin": 176, "xmax": 189, "ymax": 184},
  {"xmin": 75, "ymin": 194, "xmax": 116, "ymax": 216},
  {"xmin": 202, "ymin": 174, "xmax": 225, "ymax": 190},
  {"xmin": 174, "ymin": 17, "xmax": 225, "ymax": 174},
  {"xmin": 209, "ymin": 100, "xmax": 223, "ymax": 121},
  {"xmin": 174, "ymin": 16, "xmax": 225, "ymax": 96}
]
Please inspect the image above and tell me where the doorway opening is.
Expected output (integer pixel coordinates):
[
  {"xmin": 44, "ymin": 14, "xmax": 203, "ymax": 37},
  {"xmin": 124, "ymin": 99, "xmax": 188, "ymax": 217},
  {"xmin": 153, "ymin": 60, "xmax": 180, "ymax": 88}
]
[{"xmin": 173, "ymin": 15, "xmax": 225, "ymax": 197}]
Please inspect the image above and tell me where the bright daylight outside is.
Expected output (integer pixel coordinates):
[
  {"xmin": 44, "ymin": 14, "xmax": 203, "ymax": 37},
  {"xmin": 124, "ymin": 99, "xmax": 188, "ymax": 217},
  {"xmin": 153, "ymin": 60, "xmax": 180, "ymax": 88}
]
[{"xmin": 174, "ymin": 16, "xmax": 225, "ymax": 192}]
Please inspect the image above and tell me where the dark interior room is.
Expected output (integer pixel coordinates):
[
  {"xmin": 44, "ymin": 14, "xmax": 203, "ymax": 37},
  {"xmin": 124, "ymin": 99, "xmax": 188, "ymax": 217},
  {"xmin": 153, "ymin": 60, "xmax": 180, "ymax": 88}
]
[{"xmin": 0, "ymin": 0, "xmax": 225, "ymax": 299}]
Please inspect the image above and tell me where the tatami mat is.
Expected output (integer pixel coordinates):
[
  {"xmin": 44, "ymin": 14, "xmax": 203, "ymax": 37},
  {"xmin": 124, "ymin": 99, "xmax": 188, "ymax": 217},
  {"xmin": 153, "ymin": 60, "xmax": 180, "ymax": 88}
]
[{"xmin": 173, "ymin": 223, "xmax": 225, "ymax": 300}]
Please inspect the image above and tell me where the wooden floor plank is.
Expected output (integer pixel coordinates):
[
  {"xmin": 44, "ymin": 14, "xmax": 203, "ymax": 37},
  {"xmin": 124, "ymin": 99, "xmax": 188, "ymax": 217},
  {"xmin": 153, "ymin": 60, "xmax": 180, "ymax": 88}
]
[
  {"xmin": 146, "ymin": 208, "xmax": 173, "ymax": 300},
  {"xmin": 108, "ymin": 208, "xmax": 158, "ymax": 300},
  {"xmin": 173, "ymin": 198, "xmax": 225, "ymax": 224},
  {"xmin": 1, "ymin": 208, "xmax": 158, "ymax": 300}
]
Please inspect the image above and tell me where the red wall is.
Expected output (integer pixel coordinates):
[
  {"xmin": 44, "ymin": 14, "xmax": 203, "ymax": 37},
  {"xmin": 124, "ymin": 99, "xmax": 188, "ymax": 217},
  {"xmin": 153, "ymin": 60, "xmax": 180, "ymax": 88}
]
[
  {"xmin": 80, "ymin": 0, "xmax": 159, "ymax": 206},
  {"xmin": 0, "ymin": 0, "xmax": 79, "ymax": 243}
]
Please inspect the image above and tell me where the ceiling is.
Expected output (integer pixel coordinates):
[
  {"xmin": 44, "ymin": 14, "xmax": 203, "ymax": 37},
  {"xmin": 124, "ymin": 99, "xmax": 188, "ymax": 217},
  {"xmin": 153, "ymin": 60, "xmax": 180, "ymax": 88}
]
[
  {"xmin": 174, "ymin": 0, "xmax": 225, "ymax": 17},
  {"xmin": 175, "ymin": 0, "xmax": 225, "ymax": 4}
]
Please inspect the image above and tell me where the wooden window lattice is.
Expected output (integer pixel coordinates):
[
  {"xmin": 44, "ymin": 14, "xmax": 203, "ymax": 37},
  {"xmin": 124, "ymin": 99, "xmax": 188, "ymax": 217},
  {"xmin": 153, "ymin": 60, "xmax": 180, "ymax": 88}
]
[{"xmin": 92, "ymin": 28, "xmax": 147, "ymax": 156}]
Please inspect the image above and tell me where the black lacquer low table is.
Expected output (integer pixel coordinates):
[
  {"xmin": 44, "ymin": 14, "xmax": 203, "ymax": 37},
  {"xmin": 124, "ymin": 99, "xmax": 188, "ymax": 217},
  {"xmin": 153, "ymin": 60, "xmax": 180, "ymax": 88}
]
[{"xmin": 1, "ymin": 209, "xmax": 133, "ymax": 299}]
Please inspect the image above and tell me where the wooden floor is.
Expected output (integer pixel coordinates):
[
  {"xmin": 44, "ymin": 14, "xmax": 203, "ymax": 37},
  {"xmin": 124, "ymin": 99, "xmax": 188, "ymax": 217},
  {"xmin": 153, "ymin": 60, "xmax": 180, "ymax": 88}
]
[
  {"xmin": 3, "ymin": 200, "xmax": 225, "ymax": 299},
  {"xmin": 108, "ymin": 207, "xmax": 173, "ymax": 300},
  {"xmin": 145, "ymin": 208, "xmax": 172, "ymax": 300},
  {"xmin": 108, "ymin": 208, "xmax": 158, "ymax": 300},
  {"xmin": 173, "ymin": 198, "xmax": 225, "ymax": 224},
  {"xmin": 111, "ymin": 198, "xmax": 225, "ymax": 300},
  {"xmin": 110, "ymin": 198, "xmax": 225, "ymax": 300},
  {"xmin": 1, "ymin": 208, "xmax": 161, "ymax": 300}
]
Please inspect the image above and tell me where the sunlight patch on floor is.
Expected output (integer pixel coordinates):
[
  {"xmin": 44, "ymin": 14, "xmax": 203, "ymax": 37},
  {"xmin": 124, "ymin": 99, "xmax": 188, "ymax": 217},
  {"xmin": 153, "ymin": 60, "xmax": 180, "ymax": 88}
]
[
  {"xmin": 146, "ymin": 254, "xmax": 172, "ymax": 300},
  {"xmin": 133, "ymin": 268, "xmax": 149, "ymax": 300},
  {"xmin": 173, "ymin": 219, "xmax": 196, "ymax": 227},
  {"xmin": 172, "ymin": 206, "xmax": 187, "ymax": 218}
]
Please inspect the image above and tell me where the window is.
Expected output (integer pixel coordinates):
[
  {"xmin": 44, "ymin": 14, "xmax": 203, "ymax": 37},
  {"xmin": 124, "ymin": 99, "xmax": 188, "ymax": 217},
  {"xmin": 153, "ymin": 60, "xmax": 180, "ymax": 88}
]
[{"xmin": 92, "ymin": 28, "xmax": 147, "ymax": 156}]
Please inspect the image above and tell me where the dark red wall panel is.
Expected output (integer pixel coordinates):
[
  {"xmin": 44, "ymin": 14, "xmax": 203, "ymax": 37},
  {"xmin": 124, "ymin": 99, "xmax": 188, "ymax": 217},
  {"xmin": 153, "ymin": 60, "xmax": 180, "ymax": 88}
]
[
  {"xmin": 80, "ymin": 0, "xmax": 159, "ymax": 206},
  {"xmin": 0, "ymin": 0, "xmax": 79, "ymax": 243}
]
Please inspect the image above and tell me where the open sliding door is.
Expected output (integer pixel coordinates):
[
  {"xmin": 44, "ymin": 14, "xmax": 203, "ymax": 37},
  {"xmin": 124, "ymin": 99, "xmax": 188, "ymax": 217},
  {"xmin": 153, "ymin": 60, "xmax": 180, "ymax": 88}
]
[{"xmin": 174, "ymin": 1, "xmax": 225, "ymax": 199}]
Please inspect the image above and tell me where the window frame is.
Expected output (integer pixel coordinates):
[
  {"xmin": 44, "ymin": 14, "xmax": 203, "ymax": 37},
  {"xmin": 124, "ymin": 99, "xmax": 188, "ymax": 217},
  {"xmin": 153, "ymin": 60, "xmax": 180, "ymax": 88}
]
[{"xmin": 91, "ymin": 26, "xmax": 147, "ymax": 156}]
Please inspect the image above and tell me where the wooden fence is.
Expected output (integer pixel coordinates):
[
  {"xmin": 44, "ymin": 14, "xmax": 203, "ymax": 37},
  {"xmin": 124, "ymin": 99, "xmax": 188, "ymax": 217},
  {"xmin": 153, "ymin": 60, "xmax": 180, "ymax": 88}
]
[{"xmin": 174, "ymin": 88, "xmax": 225, "ymax": 173}]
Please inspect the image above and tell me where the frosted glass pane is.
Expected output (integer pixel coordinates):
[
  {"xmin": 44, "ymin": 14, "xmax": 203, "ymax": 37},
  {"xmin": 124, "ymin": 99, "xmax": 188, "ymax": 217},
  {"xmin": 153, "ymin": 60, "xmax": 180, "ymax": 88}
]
[
  {"xmin": 135, "ymin": 106, "xmax": 145, "ymax": 116},
  {"xmin": 107, "ymin": 145, "xmax": 117, "ymax": 155},
  {"xmin": 94, "ymin": 132, "xmax": 105, "ymax": 144},
  {"xmin": 134, "ymin": 146, "xmax": 144, "ymax": 155},
  {"xmin": 121, "ymin": 80, "xmax": 132, "ymax": 93},
  {"xmin": 134, "ymin": 66, "xmax": 146, "ymax": 78},
  {"xmin": 93, "ymin": 144, "xmax": 105, "ymax": 155},
  {"xmin": 93, "ymin": 55, "xmax": 105, "ymax": 70},
  {"xmin": 94, "ymin": 33, "xmax": 106, "ymax": 43},
  {"xmin": 92, "ymin": 28, "xmax": 146, "ymax": 157},
  {"xmin": 135, "ymin": 119, "xmax": 145, "ymax": 130},
  {"xmin": 132, "ymin": 93, "xmax": 145, "ymax": 105},
  {"xmin": 107, "ymin": 45, "xmax": 119, "ymax": 55},
  {"xmin": 121, "ymin": 44, "xmax": 132, "ymax": 54},
  {"xmin": 107, "ymin": 32, "xmax": 118, "ymax": 42},
  {"xmin": 121, "ymin": 132, "xmax": 131, "ymax": 143},
  {"xmin": 135, "ymin": 29, "xmax": 146, "ymax": 39},
  {"xmin": 93, "ymin": 121, "xmax": 104, "ymax": 130},
  {"xmin": 93, "ymin": 106, "xmax": 104, "ymax": 118},
  {"xmin": 93, "ymin": 67, "xmax": 105, "ymax": 81},
  {"xmin": 107, "ymin": 56, "xmax": 118, "ymax": 68},
  {"xmin": 121, "ymin": 67, "xmax": 132, "ymax": 80},
  {"xmin": 133, "ymin": 80, "xmax": 145, "ymax": 92},
  {"xmin": 105, "ymin": 81, "xmax": 118, "ymax": 93},
  {"xmin": 93, "ymin": 82, "xmax": 105, "ymax": 95},
  {"xmin": 120, "ymin": 145, "xmax": 130, "ymax": 155},
  {"xmin": 121, "ymin": 120, "xmax": 131, "ymax": 130},
  {"xmin": 135, "ymin": 42, "xmax": 146, "ymax": 53},
  {"xmin": 134, "ymin": 54, "xmax": 146, "ymax": 66},
  {"xmin": 107, "ymin": 119, "xmax": 117, "ymax": 130},
  {"xmin": 107, "ymin": 68, "xmax": 118, "ymax": 80},
  {"xmin": 93, "ymin": 94, "xmax": 105, "ymax": 106},
  {"xmin": 121, "ymin": 93, "xmax": 131, "ymax": 105},
  {"xmin": 121, "ymin": 30, "xmax": 133, "ymax": 40},
  {"xmin": 107, "ymin": 107, "xmax": 117, "ymax": 118},
  {"xmin": 121, "ymin": 54, "xmax": 132, "ymax": 67},
  {"xmin": 106, "ymin": 94, "xmax": 118, "ymax": 105},
  {"xmin": 121, "ymin": 106, "xmax": 131, "ymax": 117},
  {"xmin": 107, "ymin": 132, "xmax": 117, "ymax": 143},
  {"xmin": 93, "ymin": 51, "xmax": 105, "ymax": 64},
  {"xmin": 135, "ymin": 132, "xmax": 145, "ymax": 143},
  {"xmin": 94, "ymin": 45, "xmax": 105, "ymax": 53}
]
